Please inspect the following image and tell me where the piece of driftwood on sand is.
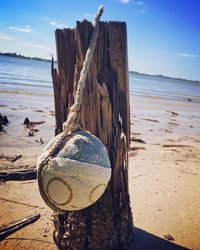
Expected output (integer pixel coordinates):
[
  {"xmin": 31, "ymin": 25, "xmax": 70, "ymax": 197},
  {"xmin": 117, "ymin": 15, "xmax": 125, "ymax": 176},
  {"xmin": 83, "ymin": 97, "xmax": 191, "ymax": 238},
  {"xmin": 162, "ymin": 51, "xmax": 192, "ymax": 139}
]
[
  {"xmin": 0, "ymin": 154, "xmax": 22, "ymax": 162},
  {"xmin": 0, "ymin": 214, "xmax": 40, "ymax": 240},
  {"xmin": 129, "ymin": 146, "xmax": 145, "ymax": 151},
  {"xmin": 0, "ymin": 170, "xmax": 37, "ymax": 181},
  {"xmin": 130, "ymin": 137, "xmax": 146, "ymax": 144},
  {"xmin": 0, "ymin": 196, "xmax": 41, "ymax": 208}
]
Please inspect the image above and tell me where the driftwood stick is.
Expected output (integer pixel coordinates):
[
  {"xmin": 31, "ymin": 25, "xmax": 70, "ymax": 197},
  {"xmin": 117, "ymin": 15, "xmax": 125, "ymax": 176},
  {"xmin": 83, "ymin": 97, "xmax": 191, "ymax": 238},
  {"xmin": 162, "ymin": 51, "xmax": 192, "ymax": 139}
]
[
  {"xmin": 0, "ymin": 170, "xmax": 37, "ymax": 181},
  {"xmin": 0, "ymin": 196, "xmax": 42, "ymax": 208},
  {"xmin": 2, "ymin": 237, "xmax": 54, "ymax": 245},
  {"xmin": 0, "ymin": 154, "xmax": 22, "ymax": 162},
  {"xmin": 29, "ymin": 121, "xmax": 45, "ymax": 126},
  {"xmin": 0, "ymin": 214, "xmax": 40, "ymax": 240},
  {"xmin": 0, "ymin": 169, "xmax": 35, "ymax": 174},
  {"xmin": 11, "ymin": 155, "xmax": 22, "ymax": 162}
]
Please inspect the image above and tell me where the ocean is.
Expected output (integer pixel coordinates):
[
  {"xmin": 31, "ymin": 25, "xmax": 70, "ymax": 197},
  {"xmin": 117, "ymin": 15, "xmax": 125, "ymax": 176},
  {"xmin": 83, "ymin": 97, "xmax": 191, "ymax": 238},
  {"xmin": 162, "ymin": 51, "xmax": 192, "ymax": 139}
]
[
  {"xmin": 0, "ymin": 55, "xmax": 200, "ymax": 106},
  {"xmin": 0, "ymin": 55, "xmax": 52, "ymax": 96}
]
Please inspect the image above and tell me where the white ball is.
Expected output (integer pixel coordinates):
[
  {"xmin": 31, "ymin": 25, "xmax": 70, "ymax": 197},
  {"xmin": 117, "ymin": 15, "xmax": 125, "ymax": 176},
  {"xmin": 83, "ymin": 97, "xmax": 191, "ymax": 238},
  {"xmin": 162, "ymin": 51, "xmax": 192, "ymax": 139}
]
[{"xmin": 37, "ymin": 130, "xmax": 111, "ymax": 212}]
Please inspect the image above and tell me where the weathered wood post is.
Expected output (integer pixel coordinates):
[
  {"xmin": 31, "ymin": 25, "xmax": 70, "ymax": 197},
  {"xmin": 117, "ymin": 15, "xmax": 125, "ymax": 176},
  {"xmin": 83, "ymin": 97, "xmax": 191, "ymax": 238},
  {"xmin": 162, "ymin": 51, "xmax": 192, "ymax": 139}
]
[{"xmin": 51, "ymin": 19, "xmax": 133, "ymax": 250}]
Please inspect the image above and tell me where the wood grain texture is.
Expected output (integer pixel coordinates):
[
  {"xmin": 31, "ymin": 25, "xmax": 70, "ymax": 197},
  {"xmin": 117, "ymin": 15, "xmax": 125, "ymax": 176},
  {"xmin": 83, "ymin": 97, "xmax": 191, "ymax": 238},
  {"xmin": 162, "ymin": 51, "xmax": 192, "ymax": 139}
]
[{"xmin": 52, "ymin": 20, "xmax": 133, "ymax": 250}]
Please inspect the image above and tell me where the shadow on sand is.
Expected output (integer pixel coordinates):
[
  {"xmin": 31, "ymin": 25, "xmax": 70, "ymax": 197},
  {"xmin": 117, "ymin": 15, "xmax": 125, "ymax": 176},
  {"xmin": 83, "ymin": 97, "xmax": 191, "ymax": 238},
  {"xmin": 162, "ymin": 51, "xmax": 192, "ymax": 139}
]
[{"xmin": 128, "ymin": 228, "xmax": 190, "ymax": 250}]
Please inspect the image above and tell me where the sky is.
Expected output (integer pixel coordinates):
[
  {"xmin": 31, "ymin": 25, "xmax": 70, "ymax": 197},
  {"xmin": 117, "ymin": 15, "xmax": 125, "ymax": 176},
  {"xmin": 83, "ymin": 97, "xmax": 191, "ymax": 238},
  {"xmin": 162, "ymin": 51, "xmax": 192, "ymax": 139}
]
[{"xmin": 0, "ymin": 0, "xmax": 200, "ymax": 81}]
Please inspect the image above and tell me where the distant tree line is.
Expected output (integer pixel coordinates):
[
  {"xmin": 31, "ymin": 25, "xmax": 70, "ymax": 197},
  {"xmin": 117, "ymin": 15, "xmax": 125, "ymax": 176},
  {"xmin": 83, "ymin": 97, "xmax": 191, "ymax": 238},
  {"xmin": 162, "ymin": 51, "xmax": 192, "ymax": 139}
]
[
  {"xmin": 0, "ymin": 52, "xmax": 52, "ymax": 63},
  {"xmin": 129, "ymin": 70, "xmax": 200, "ymax": 84}
]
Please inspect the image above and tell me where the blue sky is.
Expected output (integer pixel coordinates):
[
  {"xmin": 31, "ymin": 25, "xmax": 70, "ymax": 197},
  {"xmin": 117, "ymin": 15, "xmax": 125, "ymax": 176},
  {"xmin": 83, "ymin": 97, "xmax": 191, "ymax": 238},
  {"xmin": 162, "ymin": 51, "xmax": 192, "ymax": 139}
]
[{"xmin": 0, "ymin": 0, "xmax": 200, "ymax": 81}]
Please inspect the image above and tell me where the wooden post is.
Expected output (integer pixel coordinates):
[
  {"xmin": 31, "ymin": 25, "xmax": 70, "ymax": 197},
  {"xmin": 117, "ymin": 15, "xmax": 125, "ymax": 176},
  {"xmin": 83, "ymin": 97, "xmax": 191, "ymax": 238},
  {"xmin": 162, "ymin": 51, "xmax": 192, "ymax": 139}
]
[{"xmin": 52, "ymin": 20, "xmax": 133, "ymax": 250}]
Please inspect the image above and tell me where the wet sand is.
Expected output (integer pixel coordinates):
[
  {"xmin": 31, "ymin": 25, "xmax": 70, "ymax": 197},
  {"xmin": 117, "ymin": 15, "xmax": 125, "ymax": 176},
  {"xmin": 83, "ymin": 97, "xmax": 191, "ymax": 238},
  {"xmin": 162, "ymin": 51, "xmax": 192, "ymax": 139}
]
[{"xmin": 0, "ymin": 92, "xmax": 200, "ymax": 249}]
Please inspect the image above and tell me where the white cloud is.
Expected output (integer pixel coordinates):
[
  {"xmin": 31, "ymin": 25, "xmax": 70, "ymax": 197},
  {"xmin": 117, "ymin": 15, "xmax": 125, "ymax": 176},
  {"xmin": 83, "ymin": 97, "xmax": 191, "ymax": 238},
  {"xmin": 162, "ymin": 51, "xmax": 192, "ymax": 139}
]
[
  {"xmin": 9, "ymin": 26, "xmax": 32, "ymax": 33},
  {"xmin": 50, "ymin": 21, "xmax": 66, "ymax": 28},
  {"xmin": 120, "ymin": 0, "xmax": 130, "ymax": 3},
  {"xmin": 20, "ymin": 42, "xmax": 49, "ymax": 50},
  {"xmin": 0, "ymin": 33, "xmax": 13, "ymax": 40},
  {"xmin": 42, "ymin": 16, "xmax": 66, "ymax": 28},
  {"xmin": 176, "ymin": 53, "xmax": 198, "ymax": 58}
]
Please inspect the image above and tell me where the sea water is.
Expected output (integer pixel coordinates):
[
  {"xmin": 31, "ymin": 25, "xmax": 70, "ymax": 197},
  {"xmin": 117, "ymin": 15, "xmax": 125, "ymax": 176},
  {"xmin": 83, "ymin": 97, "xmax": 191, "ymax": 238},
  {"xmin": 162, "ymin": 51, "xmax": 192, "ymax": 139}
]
[
  {"xmin": 129, "ymin": 74, "xmax": 200, "ymax": 103},
  {"xmin": 0, "ymin": 55, "xmax": 52, "ymax": 96},
  {"xmin": 0, "ymin": 55, "xmax": 200, "ymax": 106}
]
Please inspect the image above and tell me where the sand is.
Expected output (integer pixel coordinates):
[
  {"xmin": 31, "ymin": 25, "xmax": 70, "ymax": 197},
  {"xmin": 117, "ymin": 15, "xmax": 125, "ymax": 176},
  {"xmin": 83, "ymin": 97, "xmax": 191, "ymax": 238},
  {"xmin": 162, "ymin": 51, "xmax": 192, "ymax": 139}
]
[
  {"xmin": 129, "ymin": 95, "xmax": 200, "ymax": 250},
  {"xmin": 0, "ymin": 94, "xmax": 56, "ymax": 250},
  {"xmin": 0, "ymin": 92, "xmax": 200, "ymax": 250}
]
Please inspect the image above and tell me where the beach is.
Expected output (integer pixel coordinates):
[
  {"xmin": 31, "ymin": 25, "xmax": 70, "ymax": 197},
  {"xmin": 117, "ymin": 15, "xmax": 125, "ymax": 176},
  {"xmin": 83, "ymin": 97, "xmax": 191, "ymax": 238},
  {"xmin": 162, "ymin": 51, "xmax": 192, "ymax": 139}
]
[
  {"xmin": 0, "ymin": 57, "xmax": 200, "ymax": 250},
  {"xmin": 0, "ymin": 93, "xmax": 56, "ymax": 249},
  {"xmin": 129, "ymin": 92, "xmax": 200, "ymax": 250}
]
